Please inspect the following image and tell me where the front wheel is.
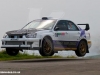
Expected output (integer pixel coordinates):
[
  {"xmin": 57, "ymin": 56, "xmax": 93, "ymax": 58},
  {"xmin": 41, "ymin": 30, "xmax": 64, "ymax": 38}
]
[
  {"xmin": 75, "ymin": 40, "xmax": 87, "ymax": 57},
  {"xmin": 39, "ymin": 37, "xmax": 54, "ymax": 56},
  {"xmin": 6, "ymin": 48, "xmax": 19, "ymax": 56}
]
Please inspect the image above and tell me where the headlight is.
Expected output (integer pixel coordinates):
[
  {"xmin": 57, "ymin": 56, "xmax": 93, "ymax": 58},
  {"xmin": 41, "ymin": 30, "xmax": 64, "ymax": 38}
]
[
  {"xmin": 26, "ymin": 33, "xmax": 37, "ymax": 38},
  {"xmin": 3, "ymin": 34, "xmax": 8, "ymax": 38}
]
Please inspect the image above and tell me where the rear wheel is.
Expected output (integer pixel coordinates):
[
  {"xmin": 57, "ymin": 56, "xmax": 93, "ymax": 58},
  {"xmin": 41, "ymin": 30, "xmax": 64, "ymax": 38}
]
[
  {"xmin": 75, "ymin": 40, "xmax": 87, "ymax": 57},
  {"xmin": 39, "ymin": 37, "xmax": 54, "ymax": 56},
  {"xmin": 6, "ymin": 48, "xmax": 19, "ymax": 56}
]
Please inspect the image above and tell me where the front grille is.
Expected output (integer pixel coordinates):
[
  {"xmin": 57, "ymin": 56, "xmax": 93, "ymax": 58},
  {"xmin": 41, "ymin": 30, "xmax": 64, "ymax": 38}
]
[
  {"xmin": 9, "ymin": 35, "xmax": 23, "ymax": 38},
  {"xmin": 5, "ymin": 41, "xmax": 25, "ymax": 45}
]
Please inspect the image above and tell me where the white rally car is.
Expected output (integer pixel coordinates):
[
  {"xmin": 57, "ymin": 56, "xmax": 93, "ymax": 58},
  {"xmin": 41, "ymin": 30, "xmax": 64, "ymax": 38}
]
[{"xmin": 1, "ymin": 17, "xmax": 91, "ymax": 57}]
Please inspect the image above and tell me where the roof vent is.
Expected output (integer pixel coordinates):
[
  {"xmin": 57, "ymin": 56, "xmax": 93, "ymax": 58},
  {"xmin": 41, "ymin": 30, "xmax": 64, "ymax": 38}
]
[{"xmin": 42, "ymin": 17, "xmax": 53, "ymax": 20}]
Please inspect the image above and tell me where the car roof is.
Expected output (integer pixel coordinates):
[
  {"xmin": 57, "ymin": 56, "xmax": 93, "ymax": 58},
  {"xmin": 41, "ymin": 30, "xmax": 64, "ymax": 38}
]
[{"xmin": 41, "ymin": 17, "xmax": 72, "ymax": 21}]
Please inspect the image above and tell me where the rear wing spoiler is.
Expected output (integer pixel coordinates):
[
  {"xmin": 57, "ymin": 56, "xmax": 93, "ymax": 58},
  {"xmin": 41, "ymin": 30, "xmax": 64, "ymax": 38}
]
[{"xmin": 77, "ymin": 24, "xmax": 90, "ymax": 31}]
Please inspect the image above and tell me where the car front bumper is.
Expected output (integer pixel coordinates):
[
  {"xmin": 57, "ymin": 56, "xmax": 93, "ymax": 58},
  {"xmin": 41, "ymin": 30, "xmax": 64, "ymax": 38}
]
[{"xmin": 1, "ymin": 38, "xmax": 40, "ymax": 50}]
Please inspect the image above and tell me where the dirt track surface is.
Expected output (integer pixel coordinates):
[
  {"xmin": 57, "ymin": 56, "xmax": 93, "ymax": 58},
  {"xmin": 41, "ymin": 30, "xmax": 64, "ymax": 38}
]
[{"xmin": 0, "ymin": 58, "xmax": 100, "ymax": 75}]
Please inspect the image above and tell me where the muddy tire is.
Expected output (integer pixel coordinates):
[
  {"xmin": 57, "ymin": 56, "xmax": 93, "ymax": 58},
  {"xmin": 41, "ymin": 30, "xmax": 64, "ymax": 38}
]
[
  {"xmin": 6, "ymin": 48, "xmax": 19, "ymax": 56},
  {"xmin": 75, "ymin": 40, "xmax": 87, "ymax": 57},
  {"xmin": 39, "ymin": 37, "xmax": 54, "ymax": 56}
]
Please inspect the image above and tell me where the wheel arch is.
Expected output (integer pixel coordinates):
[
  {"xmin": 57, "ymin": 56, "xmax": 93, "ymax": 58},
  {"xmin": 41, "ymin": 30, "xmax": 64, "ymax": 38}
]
[
  {"xmin": 42, "ymin": 35, "xmax": 53, "ymax": 43},
  {"xmin": 39, "ymin": 35, "xmax": 53, "ymax": 48}
]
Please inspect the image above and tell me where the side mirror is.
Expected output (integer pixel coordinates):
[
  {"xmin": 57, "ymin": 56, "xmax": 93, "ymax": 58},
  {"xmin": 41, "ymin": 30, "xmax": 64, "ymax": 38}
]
[{"xmin": 54, "ymin": 27, "xmax": 59, "ymax": 31}]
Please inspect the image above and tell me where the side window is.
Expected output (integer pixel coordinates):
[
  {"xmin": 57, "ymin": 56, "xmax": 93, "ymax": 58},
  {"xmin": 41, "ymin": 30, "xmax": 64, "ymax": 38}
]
[
  {"xmin": 54, "ymin": 20, "xmax": 68, "ymax": 31},
  {"xmin": 67, "ymin": 21, "xmax": 79, "ymax": 31}
]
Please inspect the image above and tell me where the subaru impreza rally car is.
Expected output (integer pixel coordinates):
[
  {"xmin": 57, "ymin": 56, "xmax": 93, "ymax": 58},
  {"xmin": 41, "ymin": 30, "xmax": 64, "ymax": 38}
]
[{"xmin": 1, "ymin": 17, "xmax": 91, "ymax": 57}]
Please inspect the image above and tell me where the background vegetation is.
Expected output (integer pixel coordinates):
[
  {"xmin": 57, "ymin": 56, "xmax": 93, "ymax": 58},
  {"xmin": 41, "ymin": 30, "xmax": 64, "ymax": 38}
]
[{"xmin": 0, "ymin": 50, "xmax": 76, "ymax": 61}]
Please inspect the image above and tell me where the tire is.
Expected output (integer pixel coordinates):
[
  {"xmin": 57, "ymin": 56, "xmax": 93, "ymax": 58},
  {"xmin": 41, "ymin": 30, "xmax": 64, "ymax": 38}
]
[
  {"xmin": 6, "ymin": 48, "xmax": 19, "ymax": 56},
  {"xmin": 39, "ymin": 48, "xmax": 45, "ymax": 56},
  {"xmin": 39, "ymin": 37, "xmax": 54, "ymax": 56},
  {"xmin": 75, "ymin": 40, "xmax": 87, "ymax": 57}
]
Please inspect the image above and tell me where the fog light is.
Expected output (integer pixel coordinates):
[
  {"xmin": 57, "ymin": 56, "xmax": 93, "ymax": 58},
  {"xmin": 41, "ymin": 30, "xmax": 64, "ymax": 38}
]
[
  {"xmin": 2, "ymin": 42, "xmax": 4, "ymax": 45},
  {"xmin": 23, "ymin": 42, "xmax": 25, "ymax": 45}
]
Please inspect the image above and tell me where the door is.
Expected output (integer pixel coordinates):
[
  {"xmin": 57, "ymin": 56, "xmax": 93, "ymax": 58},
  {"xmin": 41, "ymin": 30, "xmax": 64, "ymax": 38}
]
[
  {"xmin": 67, "ymin": 21, "xmax": 80, "ymax": 48},
  {"xmin": 53, "ymin": 20, "xmax": 70, "ymax": 49}
]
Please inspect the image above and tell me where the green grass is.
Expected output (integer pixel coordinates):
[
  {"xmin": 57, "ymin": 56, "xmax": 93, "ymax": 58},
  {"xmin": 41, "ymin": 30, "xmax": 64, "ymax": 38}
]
[{"xmin": 0, "ymin": 50, "xmax": 76, "ymax": 61}]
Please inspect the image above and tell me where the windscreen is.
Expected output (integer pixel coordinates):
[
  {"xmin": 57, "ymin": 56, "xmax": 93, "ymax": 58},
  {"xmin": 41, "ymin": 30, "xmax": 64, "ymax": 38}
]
[{"xmin": 22, "ymin": 20, "xmax": 56, "ymax": 30}]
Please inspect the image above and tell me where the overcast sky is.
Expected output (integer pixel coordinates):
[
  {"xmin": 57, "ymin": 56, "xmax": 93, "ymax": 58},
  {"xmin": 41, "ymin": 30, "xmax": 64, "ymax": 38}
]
[{"xmin": 0, "ymin": 0, "xmax": 100, "ymax": 56}]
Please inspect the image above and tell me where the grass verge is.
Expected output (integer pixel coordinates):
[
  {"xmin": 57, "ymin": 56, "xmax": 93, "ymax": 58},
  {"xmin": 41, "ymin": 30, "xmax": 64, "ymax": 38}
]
[{"xmin": 0, "ymin": 50, "xmax": 76, "ymax": 61}]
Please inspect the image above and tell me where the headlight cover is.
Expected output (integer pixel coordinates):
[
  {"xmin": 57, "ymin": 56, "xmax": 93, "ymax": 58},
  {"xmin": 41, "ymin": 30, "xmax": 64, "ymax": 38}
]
[
  {"xmin": 26, "ymin": 33, "xmax": 37, "ymax": 38},
  {"xmin": 3, "ymin": 34, "xmax": 8, "ymax": 38}
]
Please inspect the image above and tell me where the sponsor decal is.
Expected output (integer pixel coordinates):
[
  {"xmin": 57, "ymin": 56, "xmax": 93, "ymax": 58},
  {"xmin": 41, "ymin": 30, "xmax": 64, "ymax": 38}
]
[
  {"xmin": 55, "ymin": 33, "xmax": 65, "ymax": 37},
  {"xmin": 80, "ymin": 29, "xmax": 86, "ymax": 38},
  {"xmin": 14, "ymin": 36, "xmax": 17, "ymax": 38},
  {"xmin": 11, "ymin": 38, "xmax": 18, "ymax": 41}
]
